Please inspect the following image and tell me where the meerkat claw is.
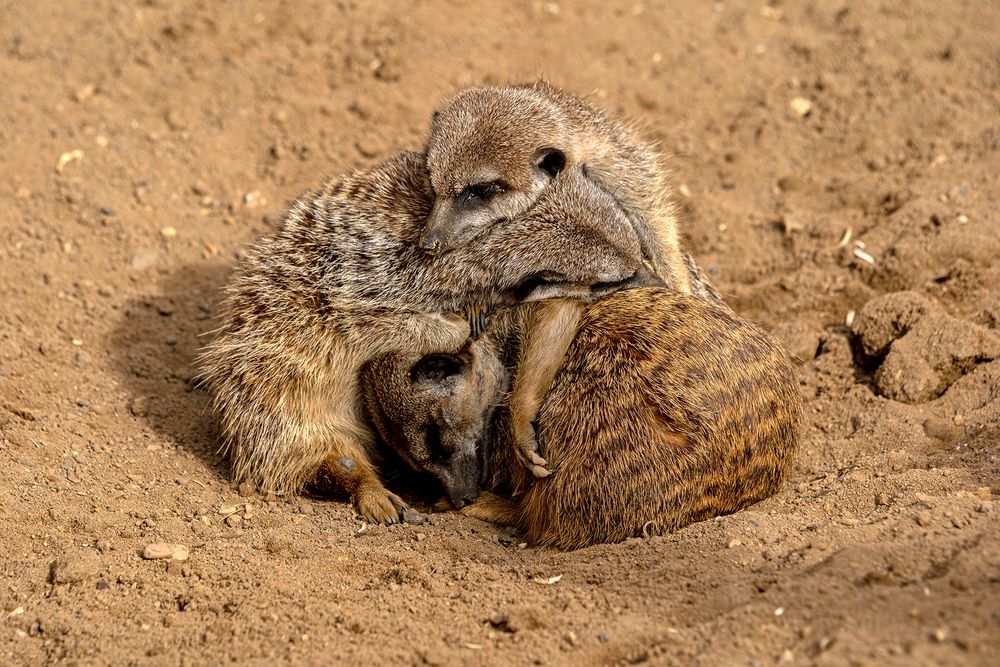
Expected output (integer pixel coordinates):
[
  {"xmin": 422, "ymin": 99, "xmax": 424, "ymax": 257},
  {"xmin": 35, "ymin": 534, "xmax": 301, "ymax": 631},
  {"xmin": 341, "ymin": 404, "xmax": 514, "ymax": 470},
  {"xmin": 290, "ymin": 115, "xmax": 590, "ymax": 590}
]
[
  {"xmin": 517, "ymin": 439, "xmax": 556, "ymax": 477},
  {"xmin": 465, "ymin": 304, "xmax": 490, "ymax": 339},
  {"xmin": 355, "ymin": 487, "xmax": 408, "ymax": 525},
  {"xmin": 529, "ymin": 464, "xmax": 555, "ymax": 478}
]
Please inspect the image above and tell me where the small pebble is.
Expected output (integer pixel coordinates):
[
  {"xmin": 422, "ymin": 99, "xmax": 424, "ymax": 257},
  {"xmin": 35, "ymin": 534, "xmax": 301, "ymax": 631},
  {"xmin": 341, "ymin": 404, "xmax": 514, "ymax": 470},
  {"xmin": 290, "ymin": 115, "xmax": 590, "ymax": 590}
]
[
  {"xmin": 56, "ymin": 149, "xmax": 84, "ymax": 173},
  {"xmin": 402, "ymin": 509, "xmax": 428, "ymax": 525},
  {"xmin": 131, "ymin": 250, "xmax": 158, "ymax": 272},
  {"xmin": 789, "ymin": 97, "xmax": 813, "ymax": 118},
  {"xmin": 128, "ymin": 397, "xmax": 149, "ymax": 417},
  {"xmin": 142, "ymin": 543, "xmax": 189, "ymax": 561}
]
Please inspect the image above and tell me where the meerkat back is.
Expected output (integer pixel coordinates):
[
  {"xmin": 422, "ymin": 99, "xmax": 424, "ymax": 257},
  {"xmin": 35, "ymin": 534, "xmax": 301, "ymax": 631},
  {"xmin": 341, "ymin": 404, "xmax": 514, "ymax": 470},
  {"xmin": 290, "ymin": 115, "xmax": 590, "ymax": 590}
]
[{"xmin": 500, "ymin": 288, "xmax": 801, "ymax": 549}]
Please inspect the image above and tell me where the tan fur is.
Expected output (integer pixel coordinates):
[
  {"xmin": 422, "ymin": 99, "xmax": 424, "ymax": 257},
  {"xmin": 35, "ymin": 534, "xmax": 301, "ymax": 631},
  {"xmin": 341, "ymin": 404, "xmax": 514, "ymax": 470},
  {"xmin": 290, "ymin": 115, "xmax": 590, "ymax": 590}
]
[
  {"xmin": 198, "ymin": 152, "xmax": 652, "ymax": 523},
  {"xmin": 423, "ymin": 80, "xmax": 692, "ymax": 293},
  {"xmin": 362, "ymin": 289, "xmax": 802, "ymax": 549},
  {"xmin": 507, "ymin": 300, "xmax": 584, "ymax": 474},
  {"xmin": 423, "ymin": 81, "xmax": 726, "ymax": 475}
]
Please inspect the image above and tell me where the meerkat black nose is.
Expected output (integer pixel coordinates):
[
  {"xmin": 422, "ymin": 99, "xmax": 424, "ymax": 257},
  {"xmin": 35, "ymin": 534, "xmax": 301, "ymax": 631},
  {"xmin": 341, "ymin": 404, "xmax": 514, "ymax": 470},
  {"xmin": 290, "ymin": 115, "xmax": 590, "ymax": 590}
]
[{"xmin": 419, "ymin": 230, "xmax": 442, "ymax": 252}]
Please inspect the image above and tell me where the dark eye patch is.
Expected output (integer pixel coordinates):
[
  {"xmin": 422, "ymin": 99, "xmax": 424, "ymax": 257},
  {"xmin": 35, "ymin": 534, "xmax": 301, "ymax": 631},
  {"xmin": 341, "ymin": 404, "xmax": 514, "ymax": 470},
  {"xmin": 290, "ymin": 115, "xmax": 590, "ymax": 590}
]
[
  {"xmin": 458, "ymin": 180, "xmax": 505, "ymax": 207},
  {"xmin": 410, "ymin": 353, "xmax": 466, "ymax": 383}
]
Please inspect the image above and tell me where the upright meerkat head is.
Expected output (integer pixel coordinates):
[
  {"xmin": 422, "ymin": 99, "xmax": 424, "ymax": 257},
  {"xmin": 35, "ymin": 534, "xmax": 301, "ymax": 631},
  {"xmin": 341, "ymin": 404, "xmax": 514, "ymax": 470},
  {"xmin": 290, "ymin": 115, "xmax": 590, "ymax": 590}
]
[
  {"xmin": 361, "ymin": 344, "xmax": 506, "ymax": 509},
  {"xmin": 422, "ymin": 84, "xmax": 572, "ymax": 252}
]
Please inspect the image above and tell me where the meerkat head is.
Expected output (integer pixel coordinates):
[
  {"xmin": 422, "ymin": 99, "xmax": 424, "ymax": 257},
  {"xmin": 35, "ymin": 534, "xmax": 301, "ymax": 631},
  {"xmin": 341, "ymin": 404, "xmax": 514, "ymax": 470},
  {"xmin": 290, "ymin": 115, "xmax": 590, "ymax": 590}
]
[
  {"xmin": 497, "ymin": 164, "xmax": 666, "ymax": 303},
  {"xmin": 361, "ymin": 346, "xmax": 505, "ymax": 509},
  {"xmin": 422, "ymin": 85, "xmax": 572, "ymax": 252}
]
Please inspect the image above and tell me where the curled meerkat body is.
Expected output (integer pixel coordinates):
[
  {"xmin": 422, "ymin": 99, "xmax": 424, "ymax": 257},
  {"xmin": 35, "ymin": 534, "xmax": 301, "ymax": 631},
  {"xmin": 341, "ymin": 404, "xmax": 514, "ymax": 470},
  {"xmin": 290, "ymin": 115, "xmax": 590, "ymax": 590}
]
[
  {"xmin": 421, "ymin": 81, "xmax": 721, "ymax": 473},
  {"xmin": 199, "ymin": 151, "xmax": 651, "ymax": 523},
  {"xmin": 362, "ymin": 288, "xmax": 802, "ymax": 549}
]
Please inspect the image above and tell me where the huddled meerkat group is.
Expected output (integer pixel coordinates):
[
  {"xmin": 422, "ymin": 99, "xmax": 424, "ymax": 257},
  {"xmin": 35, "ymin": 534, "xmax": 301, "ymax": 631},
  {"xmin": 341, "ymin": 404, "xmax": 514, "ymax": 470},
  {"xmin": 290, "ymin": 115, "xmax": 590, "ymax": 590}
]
[{"xmin": 200, "ymin": 81, "xmax": 801, "ymax": 547}]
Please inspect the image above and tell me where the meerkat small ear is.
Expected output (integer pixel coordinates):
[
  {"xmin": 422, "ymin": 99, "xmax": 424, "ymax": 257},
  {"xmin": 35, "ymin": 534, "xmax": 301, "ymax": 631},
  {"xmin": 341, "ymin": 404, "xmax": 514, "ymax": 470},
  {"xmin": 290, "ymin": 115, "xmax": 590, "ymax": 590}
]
[
  {"xmin": 534, "ymin": 148, "xmax": 566, "ymax": 178},
  {"xmin": 431, "ymin": 111, "xmax": 441, "ymax": 124}
]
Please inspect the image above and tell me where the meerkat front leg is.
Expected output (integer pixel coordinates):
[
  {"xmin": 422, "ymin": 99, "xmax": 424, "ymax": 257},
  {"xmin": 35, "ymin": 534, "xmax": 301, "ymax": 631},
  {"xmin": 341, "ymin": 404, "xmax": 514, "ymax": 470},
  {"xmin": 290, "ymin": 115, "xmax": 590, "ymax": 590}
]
[
  {"xmin": 362, "ymin": 309, "xmax": 472, "ymax": 355},
  {"xmin": 313, "ymin": 440, "xmax": 409, "ymax": 524},
  {"xmin": 509, "ymin": 300, "xmax": 584, "ymax": 477}
]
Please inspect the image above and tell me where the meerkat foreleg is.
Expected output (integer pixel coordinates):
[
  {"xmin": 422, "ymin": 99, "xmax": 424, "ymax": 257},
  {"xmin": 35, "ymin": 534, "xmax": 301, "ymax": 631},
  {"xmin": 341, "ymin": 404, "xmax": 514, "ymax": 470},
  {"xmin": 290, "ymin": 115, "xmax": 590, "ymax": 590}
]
[
  {"xmin": 509, "ymin": 300, "xmax": 584, "ymax": 477},
  {"xmin": 313, "ymin": 440, "xmax": 409, "ymax": 524}
]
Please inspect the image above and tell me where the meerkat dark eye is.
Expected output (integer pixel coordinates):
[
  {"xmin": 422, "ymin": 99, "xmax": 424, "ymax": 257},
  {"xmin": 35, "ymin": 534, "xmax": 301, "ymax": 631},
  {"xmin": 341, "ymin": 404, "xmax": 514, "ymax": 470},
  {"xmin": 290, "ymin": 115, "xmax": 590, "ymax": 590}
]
[
  {"xmin": 459, "ymin": 181, "xmax": 504, "ymax": 207},
  {"xmin": 535, "ymin": 148, "xmax": 566, "ymax": 178}
]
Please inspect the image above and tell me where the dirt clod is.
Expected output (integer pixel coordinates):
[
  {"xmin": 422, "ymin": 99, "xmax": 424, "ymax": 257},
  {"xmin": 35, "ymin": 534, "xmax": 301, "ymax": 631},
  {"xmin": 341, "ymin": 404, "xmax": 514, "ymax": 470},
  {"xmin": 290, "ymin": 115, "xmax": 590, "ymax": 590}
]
[
  {"xmin": 142, "ymin": 543, "xmax": 189, "ymax": 561},
  {"xmin": 50, "ymin": 551, "xmax": 101, "ymax": 584}
]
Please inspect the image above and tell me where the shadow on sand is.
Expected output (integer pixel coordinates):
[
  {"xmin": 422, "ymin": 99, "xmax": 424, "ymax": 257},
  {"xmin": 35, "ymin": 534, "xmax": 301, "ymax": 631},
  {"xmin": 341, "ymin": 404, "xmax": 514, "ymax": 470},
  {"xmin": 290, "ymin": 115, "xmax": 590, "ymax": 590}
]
[{"xmin": 108, "ymin": 261, "xmax": 234, "ymax": 482}]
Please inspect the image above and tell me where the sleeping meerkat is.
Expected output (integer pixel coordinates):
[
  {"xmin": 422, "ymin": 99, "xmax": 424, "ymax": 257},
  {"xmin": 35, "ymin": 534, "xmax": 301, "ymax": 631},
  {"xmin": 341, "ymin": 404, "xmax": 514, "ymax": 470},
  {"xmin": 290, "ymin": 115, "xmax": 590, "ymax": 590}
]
[
  {"xmin": 422, "ymin": 81, "xmax": 685, "ymax": 286},
  {"xmin": 198, "ymin": 152, "xmax": 651, "ymax": 524},
  {"xmin": 421, "ymin": 81, "xmax": 719, "ymax": 474},
  {"xmin": 361, "ymin": 288, "xmax": 802, "ymax": 549}
]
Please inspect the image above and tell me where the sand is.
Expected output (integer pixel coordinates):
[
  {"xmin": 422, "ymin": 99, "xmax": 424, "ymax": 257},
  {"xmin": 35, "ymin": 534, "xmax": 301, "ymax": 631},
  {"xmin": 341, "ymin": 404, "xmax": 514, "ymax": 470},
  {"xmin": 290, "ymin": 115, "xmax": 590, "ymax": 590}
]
[{"xmin": 1, "ymin": 1, "xmax": 998, "ymax": 664}]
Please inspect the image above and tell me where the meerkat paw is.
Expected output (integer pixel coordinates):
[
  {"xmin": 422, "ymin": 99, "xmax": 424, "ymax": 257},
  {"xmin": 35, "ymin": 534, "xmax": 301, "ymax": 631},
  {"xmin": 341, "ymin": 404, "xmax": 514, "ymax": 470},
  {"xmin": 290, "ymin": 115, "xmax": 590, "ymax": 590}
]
[
  {"xmin": 437, "ymin": 311, "xmax": 473, "ymax": 344},
  {"xmin": 354, "ymin": 484, "xmax": 408, "ymax": 525},
  {"xmin": 514, "ymin": 431, "xmax": 557, "ymax": 478}
]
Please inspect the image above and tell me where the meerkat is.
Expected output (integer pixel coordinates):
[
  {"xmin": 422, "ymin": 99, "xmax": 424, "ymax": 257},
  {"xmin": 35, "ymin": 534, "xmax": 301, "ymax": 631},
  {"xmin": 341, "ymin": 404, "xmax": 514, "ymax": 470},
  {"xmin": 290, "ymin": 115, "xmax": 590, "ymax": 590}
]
[
  {"xmin": 362, "ymin": 288, "xmax": 802, "ymax": 549},
  {"xmin": 420, "ymin": 81, "xmax": 721, "ymax": 474},
  {"xmin": 421, "ymin": 81, "xmax": 684, "ymax": 285},
  {"xmin": 198, "ymin": 151, "xmax": 653, "ymax": 524},
  {"xmin": 360, "ymin": 338, "xmax": 508, "ymax": 508}
]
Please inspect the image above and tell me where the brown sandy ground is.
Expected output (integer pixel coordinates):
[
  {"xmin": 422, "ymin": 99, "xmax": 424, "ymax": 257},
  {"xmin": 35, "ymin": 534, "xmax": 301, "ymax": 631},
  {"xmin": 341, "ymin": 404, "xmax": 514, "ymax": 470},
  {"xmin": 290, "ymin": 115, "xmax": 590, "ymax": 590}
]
[{"xmin": 1, "ymin": 1, "xmax": 998, "ymax": 665}]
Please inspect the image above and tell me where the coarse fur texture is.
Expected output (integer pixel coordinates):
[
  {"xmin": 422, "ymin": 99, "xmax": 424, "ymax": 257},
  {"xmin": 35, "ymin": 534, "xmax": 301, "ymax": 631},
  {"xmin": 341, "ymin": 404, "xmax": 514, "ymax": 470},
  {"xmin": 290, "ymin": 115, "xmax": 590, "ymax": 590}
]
[
  {"xmin": 362, "ymin": 288, "xmax": 802, "ymax": 549},
  {"xmin": 198, "ymin": 151, "xmax": 651, "ymax": 523},
  {"xmin": 423, "ymin": 80, "xmax": 690, "ymax": 292},
  {"xmin": 422, "ymin": 81, "xmax": 723, "ymax": 473}
]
